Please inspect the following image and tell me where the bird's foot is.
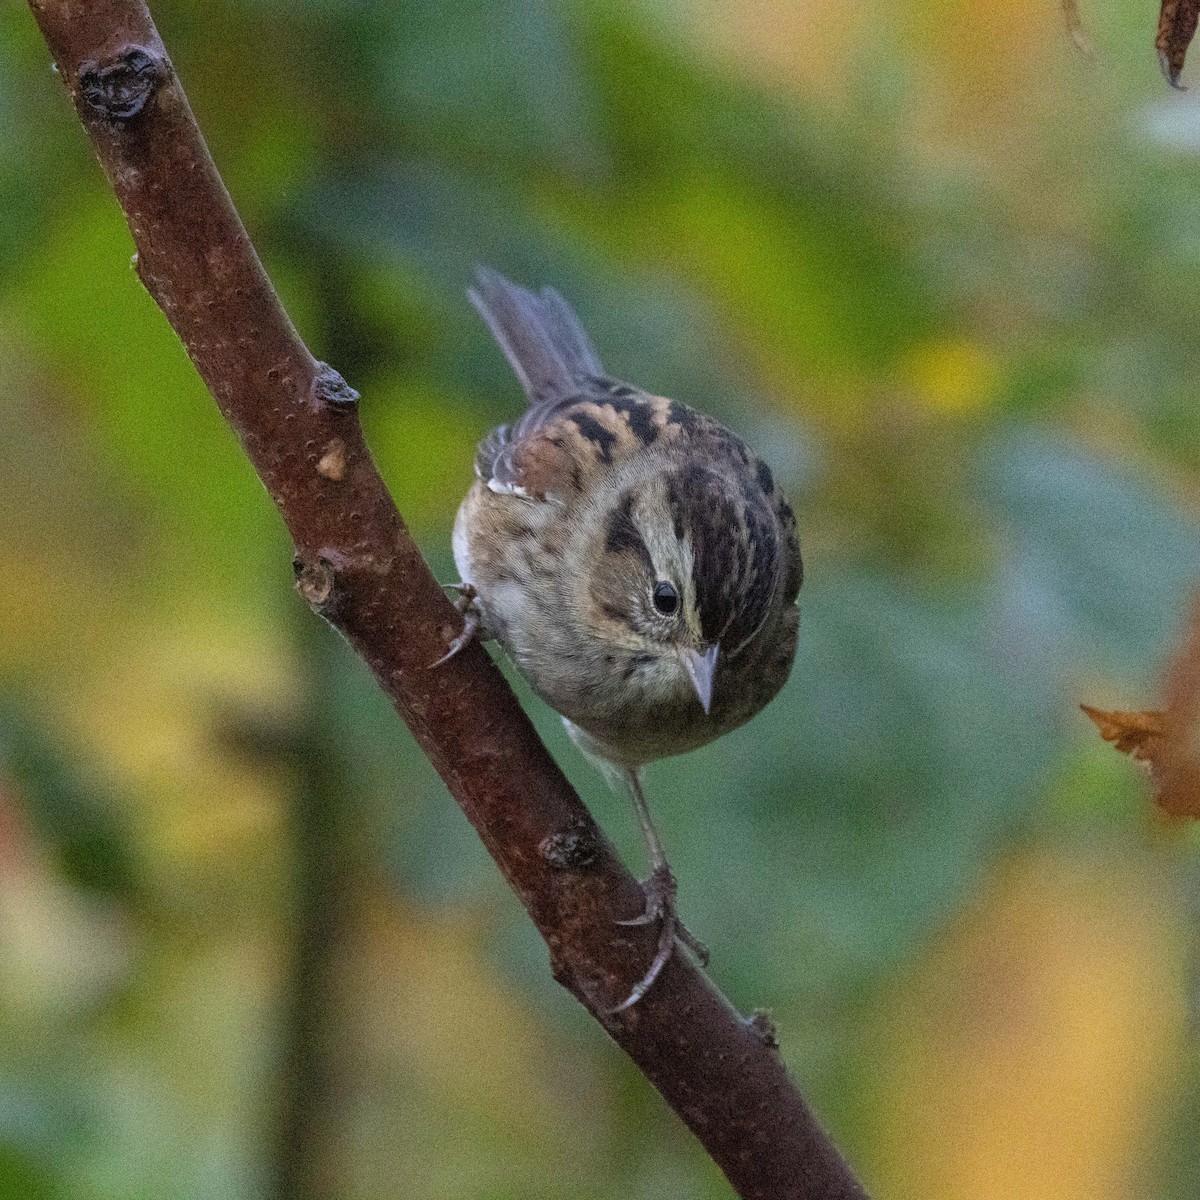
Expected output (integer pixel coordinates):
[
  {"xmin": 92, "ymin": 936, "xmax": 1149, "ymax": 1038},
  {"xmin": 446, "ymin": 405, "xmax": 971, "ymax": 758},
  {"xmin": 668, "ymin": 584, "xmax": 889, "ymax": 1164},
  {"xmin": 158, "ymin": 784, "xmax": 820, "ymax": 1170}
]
[
  {"xmin": 428, "ymin": 584, "xmax": 482, "ymax": 668},
  {"xmin": 610, "ymin": 864, "xmax": 709, "ymax": 1013}
]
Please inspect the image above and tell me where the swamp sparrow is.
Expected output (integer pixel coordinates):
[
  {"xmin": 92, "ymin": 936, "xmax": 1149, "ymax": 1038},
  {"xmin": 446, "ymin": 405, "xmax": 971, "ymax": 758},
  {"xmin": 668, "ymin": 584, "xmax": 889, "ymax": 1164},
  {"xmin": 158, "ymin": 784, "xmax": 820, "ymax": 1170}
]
[{"xmin": 443, "ymin": 269, "xmax": 802, "ymax": 1009}]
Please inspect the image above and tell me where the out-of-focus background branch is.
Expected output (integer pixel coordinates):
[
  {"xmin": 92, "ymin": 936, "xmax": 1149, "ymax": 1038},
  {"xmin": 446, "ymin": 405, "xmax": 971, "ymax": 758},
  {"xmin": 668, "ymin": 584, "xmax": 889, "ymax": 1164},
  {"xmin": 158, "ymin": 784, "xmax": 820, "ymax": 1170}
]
[
  {"xmin": 212, "ymin": 617, "xmax": 363, "ymax": 1200},
  {"xmin": 2, "ymin": 1, "xmax": 1200, "ymax": 1198}
]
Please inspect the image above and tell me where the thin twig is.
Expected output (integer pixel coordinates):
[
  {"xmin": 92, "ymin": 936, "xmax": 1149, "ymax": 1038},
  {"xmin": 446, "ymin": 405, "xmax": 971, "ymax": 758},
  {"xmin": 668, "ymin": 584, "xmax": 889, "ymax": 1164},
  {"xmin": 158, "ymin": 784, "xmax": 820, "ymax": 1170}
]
[
  {"xmin": 1061, "ymin": 0, "xmax": 1097, "ymax": 62},
  {"xmin": 23, "ymin": 4, "xmax": 868, "ymax": 1196}
]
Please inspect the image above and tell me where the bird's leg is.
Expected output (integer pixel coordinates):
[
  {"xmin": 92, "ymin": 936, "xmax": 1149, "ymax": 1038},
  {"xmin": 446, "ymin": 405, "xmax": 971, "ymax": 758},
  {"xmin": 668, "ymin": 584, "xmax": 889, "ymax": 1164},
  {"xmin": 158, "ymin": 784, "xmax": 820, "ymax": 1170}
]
[
  {"xmin": 610, "ymin": 769, "xmax": 709, "ymax": 1013},
  {"xmin": 428, "ymin": 584, "xmax": 483, "ymax": 668}
]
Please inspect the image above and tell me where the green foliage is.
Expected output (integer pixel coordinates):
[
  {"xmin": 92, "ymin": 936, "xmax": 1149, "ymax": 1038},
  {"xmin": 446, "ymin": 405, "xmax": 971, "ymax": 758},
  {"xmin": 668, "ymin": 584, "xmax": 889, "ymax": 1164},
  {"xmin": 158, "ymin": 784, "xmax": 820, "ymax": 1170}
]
[{"xmin": 0, "ymin": 703, "xmax": 138, "ymax": 901}]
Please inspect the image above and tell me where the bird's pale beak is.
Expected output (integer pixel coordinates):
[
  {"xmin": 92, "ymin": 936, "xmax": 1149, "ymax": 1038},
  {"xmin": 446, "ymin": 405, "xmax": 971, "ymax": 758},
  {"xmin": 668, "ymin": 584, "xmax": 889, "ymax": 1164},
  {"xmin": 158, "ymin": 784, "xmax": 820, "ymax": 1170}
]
[{"xmin": 682, "ymin": 644, "xmax": 719, "ymax": 714}]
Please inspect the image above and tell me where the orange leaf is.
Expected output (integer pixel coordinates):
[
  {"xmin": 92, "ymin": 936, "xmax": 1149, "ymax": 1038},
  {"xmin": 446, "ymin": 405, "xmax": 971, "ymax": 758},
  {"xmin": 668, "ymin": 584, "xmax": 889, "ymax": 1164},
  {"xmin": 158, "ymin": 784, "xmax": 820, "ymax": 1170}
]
[
  {"xmin": 1082, "ymin": 596, "xmax": 1200, "ymax": 819},
  {"xmin": 1080, "ymin": 706, "xmax": 1167, "ymax": 763}
]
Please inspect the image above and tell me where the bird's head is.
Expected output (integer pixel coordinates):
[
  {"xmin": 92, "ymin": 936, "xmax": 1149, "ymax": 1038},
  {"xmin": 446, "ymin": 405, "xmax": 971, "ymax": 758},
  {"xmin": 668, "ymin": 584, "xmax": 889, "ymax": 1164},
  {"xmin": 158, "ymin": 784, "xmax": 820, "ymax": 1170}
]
[{"xmin": 579, "ymin": 462, "xmax": 783, "ymax": 714}]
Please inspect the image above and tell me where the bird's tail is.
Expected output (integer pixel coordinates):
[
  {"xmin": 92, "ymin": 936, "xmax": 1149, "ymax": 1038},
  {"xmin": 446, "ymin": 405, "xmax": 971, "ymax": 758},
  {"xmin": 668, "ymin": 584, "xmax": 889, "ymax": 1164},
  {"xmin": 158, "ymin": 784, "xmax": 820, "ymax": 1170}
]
[{"xmin": 468, "ymin": 266, "xmax": 604, "ymax": 405}]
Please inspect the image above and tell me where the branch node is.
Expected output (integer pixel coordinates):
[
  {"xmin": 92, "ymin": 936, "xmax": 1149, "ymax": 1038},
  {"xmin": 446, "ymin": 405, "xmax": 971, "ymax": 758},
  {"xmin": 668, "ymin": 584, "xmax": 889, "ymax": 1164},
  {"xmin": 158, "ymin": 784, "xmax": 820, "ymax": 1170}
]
[
  {"xmin": 538, "ymin": 818, "xmax": 601, "ymax": 870},
  {"xmin": 312, "ymin": 362, "xmax": 360, "ymax": 410},
  {"xmin": 293, "ymin": 552, "xmax": 339, "ymax": 613},
  {"xmin": 746, "ymin": 1009, "xmax": 781, "ymax": 1050},
  {"xmin": 78, "ymin": 45, "xmax": 165, "ymax": 121}
]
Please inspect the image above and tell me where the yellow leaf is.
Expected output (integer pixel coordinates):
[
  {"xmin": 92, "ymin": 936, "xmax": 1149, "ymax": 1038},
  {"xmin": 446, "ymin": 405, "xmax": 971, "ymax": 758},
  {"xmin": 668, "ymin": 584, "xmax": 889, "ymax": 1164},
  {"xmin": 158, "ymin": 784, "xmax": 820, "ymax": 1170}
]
[{"xmin": 903, "ymin": 339, "xmax": 997, "ymax": 416}]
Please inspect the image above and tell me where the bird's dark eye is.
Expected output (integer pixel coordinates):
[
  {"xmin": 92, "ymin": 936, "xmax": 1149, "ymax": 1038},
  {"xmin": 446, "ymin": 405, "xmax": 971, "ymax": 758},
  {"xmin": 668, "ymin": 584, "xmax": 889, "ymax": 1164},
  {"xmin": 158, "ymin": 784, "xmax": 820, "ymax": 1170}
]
[{"xmin": 652, "ymin": 581, "xmax": 679, "ymax": 616}]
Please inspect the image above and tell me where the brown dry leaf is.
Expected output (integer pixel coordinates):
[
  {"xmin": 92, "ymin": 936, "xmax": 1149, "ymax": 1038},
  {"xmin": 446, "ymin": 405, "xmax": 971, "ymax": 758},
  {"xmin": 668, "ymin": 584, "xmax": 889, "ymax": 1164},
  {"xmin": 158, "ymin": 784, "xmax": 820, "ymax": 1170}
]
[
  {"xmin": 1080, "ymin": 706, "xmax": 1167, "ymax": 765},
  {"xmin": 1158, "ymin": 596, "xmax": 1200, "ymax": 817},
  {"xmin": 1082, "ymin": 597, "xmax": 1200, "ymax": 819},
  {"xmin": 1158, "ymin": 0, "xmax": 1200, "ymax": 88}
]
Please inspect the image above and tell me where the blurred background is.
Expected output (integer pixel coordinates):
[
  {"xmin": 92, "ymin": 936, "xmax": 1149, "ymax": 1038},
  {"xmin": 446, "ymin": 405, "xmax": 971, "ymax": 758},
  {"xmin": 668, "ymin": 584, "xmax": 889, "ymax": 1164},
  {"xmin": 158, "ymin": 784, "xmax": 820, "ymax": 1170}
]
[{"xmin": 1, "ymin": 0, "xmax": 1199, "ymax": 1196}]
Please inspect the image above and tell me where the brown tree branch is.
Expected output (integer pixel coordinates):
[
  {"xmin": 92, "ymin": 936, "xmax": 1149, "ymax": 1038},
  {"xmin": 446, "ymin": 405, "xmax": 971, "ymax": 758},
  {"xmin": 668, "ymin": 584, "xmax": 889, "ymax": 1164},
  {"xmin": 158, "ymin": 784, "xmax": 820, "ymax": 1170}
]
[{"xmin": 24, "ymin": 3, "xmax": 868, "ymax": 1196}]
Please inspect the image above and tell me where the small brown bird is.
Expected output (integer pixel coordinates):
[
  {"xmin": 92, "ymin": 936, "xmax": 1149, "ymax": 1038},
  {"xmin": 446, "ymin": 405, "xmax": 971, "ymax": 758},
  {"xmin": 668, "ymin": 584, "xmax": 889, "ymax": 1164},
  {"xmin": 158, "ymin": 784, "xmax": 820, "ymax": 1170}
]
[{"xmin": 445, "ymin": 268, "xmax": 803, "ymax": 1009}]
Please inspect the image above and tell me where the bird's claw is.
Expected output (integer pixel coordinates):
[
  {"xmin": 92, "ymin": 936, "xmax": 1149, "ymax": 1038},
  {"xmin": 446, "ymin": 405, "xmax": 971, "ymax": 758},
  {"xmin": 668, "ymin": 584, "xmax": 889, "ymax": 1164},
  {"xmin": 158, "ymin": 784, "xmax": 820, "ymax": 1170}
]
[
  {"xmin": 610, "ymin": 864, "xmax": 708, "ymax": 1013},
  {"xmin": 428, "ymin": 585, "xmax": 482, "ymax": 668}
]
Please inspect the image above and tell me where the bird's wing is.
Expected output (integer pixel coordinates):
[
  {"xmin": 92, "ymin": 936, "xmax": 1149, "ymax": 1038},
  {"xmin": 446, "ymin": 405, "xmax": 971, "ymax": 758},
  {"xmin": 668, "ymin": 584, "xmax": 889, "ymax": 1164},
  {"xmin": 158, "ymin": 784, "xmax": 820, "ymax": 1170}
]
[
  {"xmin": 471, "ymin": 266, "xmax": 677, "ymax": 498},
  {"xmin": 475, "ymin": 380, "xmax": 682, "ymax": 500},
  {"xmin": 468, "ymin": 268, "xmax": 802, "ymax": 595}
]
